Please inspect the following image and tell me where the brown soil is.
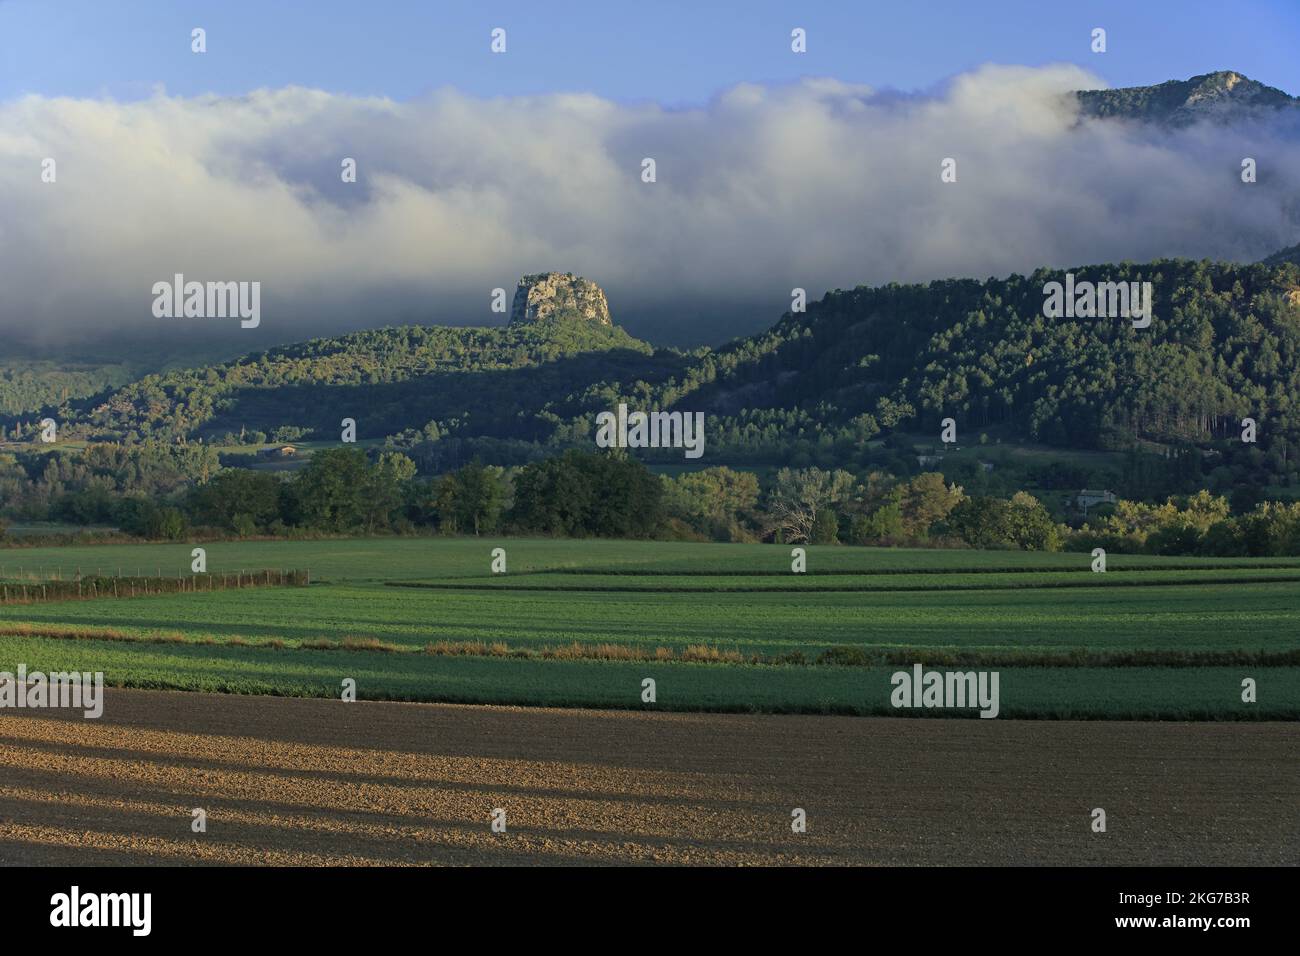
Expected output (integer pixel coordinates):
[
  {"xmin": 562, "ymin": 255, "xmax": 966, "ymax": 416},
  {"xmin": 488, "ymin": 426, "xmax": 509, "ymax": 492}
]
[{"xmin": 0, "ymin": 689, "xmax": 1295, "ymax": 866}]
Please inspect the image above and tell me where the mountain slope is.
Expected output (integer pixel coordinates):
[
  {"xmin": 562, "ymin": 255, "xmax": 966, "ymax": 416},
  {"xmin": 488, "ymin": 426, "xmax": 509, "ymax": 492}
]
[
  {"xmin": 664, "ymin": 257, "xmax": 1300, "ymax": 453},
  {"xmin": 1076, "ymin": 71, "xmax": 1297, "ymax": 125},
  {"xmin": 18, "ymin": 256, "xmax": 1300, "ymax": 469},
  {"xmin": 1260, "ymin": 242, "xmax": 1300, "ymax": 267},
  {"xmin": 9, "ymin": 319, "xmax": 675, "ymax": 447}
]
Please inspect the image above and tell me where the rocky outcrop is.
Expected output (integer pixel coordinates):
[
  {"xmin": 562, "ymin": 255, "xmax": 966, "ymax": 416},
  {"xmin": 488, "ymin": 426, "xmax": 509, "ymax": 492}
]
[
  {"xmin": 1076, "ymin": 71, "xmax": 1297, "ymax": 127},
  {"xmin": 510, "ymin": 273, "xmax": 612, "ymax": 326}
]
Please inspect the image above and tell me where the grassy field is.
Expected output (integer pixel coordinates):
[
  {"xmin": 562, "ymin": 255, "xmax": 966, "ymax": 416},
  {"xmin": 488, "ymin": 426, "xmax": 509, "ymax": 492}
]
[
  {"xmin": 5, "ymin": 536, "xmax": 1300, "ymax": 580},
  {"xmin": 0, "ymin": 537, "xmax": 1296, "ymax": 718}
]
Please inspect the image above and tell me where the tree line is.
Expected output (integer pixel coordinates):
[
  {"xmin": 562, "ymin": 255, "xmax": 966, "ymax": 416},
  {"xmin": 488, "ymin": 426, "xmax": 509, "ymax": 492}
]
[{"xmin": 6, "ymin": 446, "xmax": 1300, "ymax": 558}]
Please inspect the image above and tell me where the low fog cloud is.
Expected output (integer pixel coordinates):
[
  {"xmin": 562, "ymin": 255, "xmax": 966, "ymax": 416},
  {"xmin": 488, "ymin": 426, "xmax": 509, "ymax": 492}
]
[{"xmin": 2, "ymin": 64, "xmax": 1298, "ymax": 349}]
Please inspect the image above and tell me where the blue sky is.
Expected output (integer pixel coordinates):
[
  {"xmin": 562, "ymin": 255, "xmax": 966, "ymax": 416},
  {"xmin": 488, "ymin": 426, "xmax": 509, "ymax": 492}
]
[{"xmin": 2, "ymin": 0, "xmax": 1298, "ymax": 104}]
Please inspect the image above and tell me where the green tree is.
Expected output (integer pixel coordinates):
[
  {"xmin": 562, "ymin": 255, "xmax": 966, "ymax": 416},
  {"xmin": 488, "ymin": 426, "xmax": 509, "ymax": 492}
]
[
  {"xmin": 899, "ymin": 472, "xmax": 964, "ymax": 538},
  {"xmin": 438, "ymin": 459, "xmax": 506, "ymax": 535},
  {"xmin": 662, "ymin": 466, "xmax": 761, "ymax": 541},
  {"xmin": 849, "ymin": 498, "xmax": 904, "ymax": 544},
  {"xmin": 292, "ymin": 448, "xmax": 373, "ymax": 532},
  {"xmin": 810, "ymin": 507, "xmax": 839, "ymax": 544},
  {"xmin": 1004, "ymin": 492, "xmax": 1063, "ymax": 551},
  {"xmin": 949, "ymin": 496, "xmax": 1012, "ymax": 549},
  {"xmin": 187, "ymin": 469, "xmax": 282, "ymax": 532},
  {"xmin": 365, "ymin": 451, "xmax": 417, "ymax": 532},
  {"xmin": 509, "ymin": 450, "xmax": 662, "ymax": 538}
]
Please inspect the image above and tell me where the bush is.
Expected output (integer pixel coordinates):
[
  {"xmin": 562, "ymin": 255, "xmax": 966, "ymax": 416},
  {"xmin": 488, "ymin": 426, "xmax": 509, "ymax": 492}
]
[
  {"xmin": 849, "ymin": 502, "xmax": 903, "ymax": 544},
  {"xmin": 810, "ymin": 508, "xmax": 839, "ymax": 544}
]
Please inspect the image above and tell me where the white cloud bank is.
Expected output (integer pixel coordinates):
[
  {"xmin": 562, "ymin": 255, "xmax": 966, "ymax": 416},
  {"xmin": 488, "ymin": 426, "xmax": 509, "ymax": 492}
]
[{"xmin": 1, "ymin": 64, "xmax": 1298, "ymax": 347}]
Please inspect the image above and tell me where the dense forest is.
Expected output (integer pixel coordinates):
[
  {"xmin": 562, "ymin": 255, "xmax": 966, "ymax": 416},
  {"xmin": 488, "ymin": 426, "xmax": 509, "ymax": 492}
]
[
  {"xmin": 0, "ymin": 361, "xmax": 136, "ymax": 417},
  {"xmin": 682, "ymin": 258, "xmax": 1300, "ymax": 450}
]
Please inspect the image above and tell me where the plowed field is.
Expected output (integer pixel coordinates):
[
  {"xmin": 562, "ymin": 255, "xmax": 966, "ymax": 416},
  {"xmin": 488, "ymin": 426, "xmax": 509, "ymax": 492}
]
[{"xmin": 0, "ymin": 689, "xmax": 1294, "ymax": 866}]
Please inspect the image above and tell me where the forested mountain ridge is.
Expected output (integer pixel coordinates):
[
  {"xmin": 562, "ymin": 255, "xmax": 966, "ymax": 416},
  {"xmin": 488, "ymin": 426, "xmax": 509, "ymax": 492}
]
[
  {"xmin": 7, "ymin": 256, "xmax": 1300, "ymax": 481},
  {"xmin": 1076, "ymin": 70, "xmax": 1297, "ymax": 125},
  {"xmin": 675, "ymin": 257, "xmax": 1300, "ymax": 454},
  {"xmin": 4, "ymin": 319, "xmax": 665, "ymax": 447}
]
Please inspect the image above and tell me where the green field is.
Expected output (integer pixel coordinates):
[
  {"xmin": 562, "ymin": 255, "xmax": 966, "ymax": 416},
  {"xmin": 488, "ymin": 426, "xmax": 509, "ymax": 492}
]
[
  {"xmin": 0, "ymin": 537, "xmax": 1296, "ymax": 719},
  {"xmin": 5, "ymin": 536, "xmax": 1300, "ymax": 579}
]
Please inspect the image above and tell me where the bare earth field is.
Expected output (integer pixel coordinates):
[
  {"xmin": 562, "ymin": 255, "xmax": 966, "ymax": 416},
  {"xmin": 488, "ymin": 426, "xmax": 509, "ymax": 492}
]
[{"xmin": 0, "ymin": 688, "xmax": 1295, "ymax": 866}]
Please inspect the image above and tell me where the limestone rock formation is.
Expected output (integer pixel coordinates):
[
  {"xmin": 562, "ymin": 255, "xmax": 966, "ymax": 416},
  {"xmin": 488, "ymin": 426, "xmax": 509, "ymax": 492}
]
[{"xmin": 509, "ymin": 273, "xmax": 612, "ymax": 326}]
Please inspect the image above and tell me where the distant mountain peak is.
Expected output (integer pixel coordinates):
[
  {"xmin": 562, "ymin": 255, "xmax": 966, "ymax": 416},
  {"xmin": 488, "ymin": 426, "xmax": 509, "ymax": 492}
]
[
  {"xmin": 1076, "ymin": 71, "xmax": 1297, "ymax": 126},
  {"xmin": 510, "ymin": 272, "xmax": 613, "ymax": 327}
]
